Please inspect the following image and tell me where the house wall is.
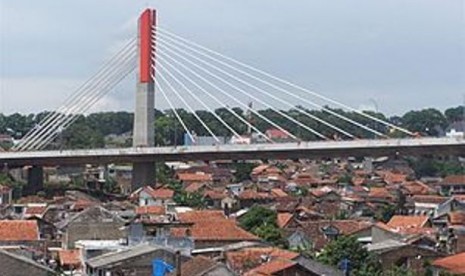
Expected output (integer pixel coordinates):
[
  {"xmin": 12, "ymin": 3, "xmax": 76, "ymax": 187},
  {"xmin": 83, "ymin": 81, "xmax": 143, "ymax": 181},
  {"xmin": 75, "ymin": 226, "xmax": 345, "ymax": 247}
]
[
  {"xmin": 377, "ymin": 246, "xmax": 442, "ymax": 275},
  {"xmin": 88, "ymin": 249, "xmax": 190, "ymax": 276},
  {"xmin": 371, "ymin": 227, "xmax": 402, "ymax": 244},
  {"xmin": 65, "ymin": 221, "xmax": 126, "ymax": 249},
  {"xmin": 0, "ymin": 191, "xmax": 12, "ymax": 205},
  {"xmin": 0, "ymin": 251, "xmax": 52, "ymax": 276},
  {"xmin": 139, "ymin": 190, "xmax": 158, "ymax": 206}
]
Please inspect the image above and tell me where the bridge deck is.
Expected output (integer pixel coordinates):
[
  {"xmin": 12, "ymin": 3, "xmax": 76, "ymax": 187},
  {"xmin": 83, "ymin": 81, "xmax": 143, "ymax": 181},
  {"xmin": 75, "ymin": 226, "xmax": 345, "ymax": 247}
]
[{"xmin": 0, "ymin": 137, "xmax": 464, "ymax": 166}]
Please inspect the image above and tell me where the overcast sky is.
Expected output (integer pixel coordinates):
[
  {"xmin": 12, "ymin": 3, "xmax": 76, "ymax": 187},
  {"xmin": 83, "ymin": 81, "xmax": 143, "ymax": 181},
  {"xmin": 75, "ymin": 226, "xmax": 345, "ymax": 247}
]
[{"xmin": 0, "ymin": 0, "xmax": 464, "ymax": 116}]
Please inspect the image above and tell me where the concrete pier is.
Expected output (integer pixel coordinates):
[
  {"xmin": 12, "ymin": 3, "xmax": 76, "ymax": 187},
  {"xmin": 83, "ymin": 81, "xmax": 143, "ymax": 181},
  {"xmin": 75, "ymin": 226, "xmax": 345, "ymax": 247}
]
[{"xmin": 132, "ymin": 9, "xmax": 157, "ymax": 189}]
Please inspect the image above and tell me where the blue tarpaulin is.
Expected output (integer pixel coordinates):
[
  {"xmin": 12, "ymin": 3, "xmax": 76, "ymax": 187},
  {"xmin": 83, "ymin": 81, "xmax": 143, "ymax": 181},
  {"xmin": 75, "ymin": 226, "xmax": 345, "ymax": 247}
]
[{"xmin": 152, "ymin": 259, "xmax": 174, "ymax": 276}]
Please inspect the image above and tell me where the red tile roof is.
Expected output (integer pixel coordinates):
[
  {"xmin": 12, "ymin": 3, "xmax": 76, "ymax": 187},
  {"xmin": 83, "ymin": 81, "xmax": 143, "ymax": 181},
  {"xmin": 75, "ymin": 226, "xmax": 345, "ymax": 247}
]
[
  {"xmin": 368, "ymin": 187, "xmax": 393, "ymax": 199},
  {"xmin": 136, "ymin": 205, "xmax": 165, "ymax": 215},
  {"xmin": 72, "ymin": 199, "xmax": 97, "ymax": 211},
  {"xmin": 24, "ymin": 206, "xmax": 47, "ymax": 217},
  {"xmin": 0, "ymin": 220, "xmax": 39, "ymax": 241},
  {"xmin": 239, "ymin": 190, "xmax": 271, "ymax": 200},
  {"xmin": 276, "ymin": 212, "xmax": 293, "ymax": 228},
  {"xmin": 58, "ymin": 249, "xmax": 81, "ymax": 267},
  {"xmin": 433, "ymin": 252, "xmax": 465, "ymax": 274},
  {"xmin": 296, "ymin": 220, "xmax": 372, "ymax": 250},
  {"xmin": 403, "ymin": 181, "xmax": 434, "ymax": 195},
  {"xmin": 203, "ymin": 190, "xmax": 227, "ymax": 200},
  {"xmin": 412, "ymin": 195, "xmax": 449, "ymax": 205},
  {"xmin": 177, "ymin": 210, "xmax": 226, "ymax": 223},
  {"xmin": 271, "ymin": 188, "xmax": 288, "ymax": 198},
  {"xmin": 252, "ymin": 165, "xmax": 270, "ymax": 175},
  {"xmin": 376, "ymin": 170, "xmax": 408, "ymax": 184},
  {"xmin": 441, "ymin": 175, "xmax": 465, "ymax": 186},
  {"xmin": 185, "ymin": 182, "xmax": 207, "ymax": 193},
  {"xmin": 244, "ymin": 259, "xmax": 296, "ymax": 276},
  {"xmin": 178, "ymin": 172, "xmax": 212, "ymax": 182},
  {"xmin": 387, "ymin": 215, "xmax": 429, "ymax": 231},
  {"xmin": 226, "ymin": 247, "xmax": 298, "ymax": 274},
  {"xmin": 145, "ymin": 187, "xmax": 174, "ymax": 199},
  {"xmin": 172, "ymin": 210, "xmax": 259, "ymax": 241},
  {"xmin": 168, "ymin": 256, "xmax": 217, "ymax": 276},
  {"xmin": 449, "ymin": 211, "xmax": 465, "ymax": 226}
]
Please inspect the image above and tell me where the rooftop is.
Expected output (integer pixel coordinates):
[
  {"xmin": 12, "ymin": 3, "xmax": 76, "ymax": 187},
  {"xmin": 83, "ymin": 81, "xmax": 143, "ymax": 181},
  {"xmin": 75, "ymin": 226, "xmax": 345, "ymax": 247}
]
[
  {"xmin": 0, "ymin": 220, "xmax": 39, "ymax": 241},
  {"xmin": 433, "ymin": 252, "xmax": 465, "ymax": 274}
]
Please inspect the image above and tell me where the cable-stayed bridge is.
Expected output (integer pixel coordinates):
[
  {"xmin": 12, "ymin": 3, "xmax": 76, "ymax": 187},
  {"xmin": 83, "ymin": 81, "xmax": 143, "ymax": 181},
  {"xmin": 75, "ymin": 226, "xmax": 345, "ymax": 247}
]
[{"xmin": 1, "ymin": 9, "xmax": 464, "ymax": 191}]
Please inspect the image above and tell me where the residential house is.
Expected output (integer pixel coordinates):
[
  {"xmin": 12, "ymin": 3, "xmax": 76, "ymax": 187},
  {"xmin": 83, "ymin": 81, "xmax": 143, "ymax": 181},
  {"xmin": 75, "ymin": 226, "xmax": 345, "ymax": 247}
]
[
  {"xmin": 238, "ymin": 189, "xmax": 273, "ymax": 208},
  {"xmin": 277, "ymin": 212, "xmax": 294, "ymax": 229},
  {"xmin": 0, "ymin": 185, "xmax": 12, "ymax": 205},
  {"xmin": 168, "ymin": 255, "xmax": 235, "ymax": 276},
  {"xmin": 176, "ymin": 165, "xmax": 234, "ymax": 186},
  {"xmin": 251, "ymin": 164, "xmax": 288, "ymax": 187},
  {"xmin": 58, "ymin": 249, "xmax": 82, "ymax": 273},
  {"xmin": 225, "ymin": 246, "xmax": 299, "ymax": 275},
  {"xmin": 432, "ymin": 252, "xmax": 465, "ymax": 275},
  {"xmin": 226, "ymin": 183, "xmax": 244, "ymax": 196},
  {"xmin": 310, "ymin": 187, "xmax": 341, "ymax": 203},
  {"xmin": 57, "ymin": 205, "xmax": 127, "ymax": 249},
  {"xmin": 367, "ymin": 240, "xmax": 443, "ymax": 275},
  {"xmin": 177, "ymin": 172, "xmax": 213, "ymax": 186},
  {"xmin": 439, "ymin": 175, "xmax": 465, "ymax": 195},
  {"xmin": 433, "ymin": 197, "xmax": 465, "ymax": 228},
  {"xmin": 286, "ymin": 220, "xmax": 372, "ymax": 251},
  {"xmin": 203, "ymin": 190, "xmax": 227, "ymax": 209},
  {"xmin": 367, "ymin": 187, "xmax": 394, "ymax": 204},
  {"xmin": 243, "ymin": 255, "xmax": 343, "ymax": 276},
  {"xmin": 386, "ymin": 215, "xmax": 433, "ymax": 235},
  {"xmin": 412, "ymin": 195, "xmax": 449, "ymax": 216},
  {"xmin": 402, "ymin": 180, "xmax": 436, "ymax": 196},
  {"xmin": 131, "ymin": 186, "xmax": 175, "ymax": 206},
  {"xmin": 185, "ymin": 182, "xmax": 209, "ymax": 194},
  {"xmin": 170, "ymin": 210, "xmax": 260, "ymax": 249},
  {"xmin": 0, "ymin": 220, "xmax": 40, "ymax": 246},
  {"xmin": 0, "ymin": 249, "xmax": 55, "ymax": 276},
  {"xmin": 85, "ymin": 244, "xmax": 190, "ymax": 276}
]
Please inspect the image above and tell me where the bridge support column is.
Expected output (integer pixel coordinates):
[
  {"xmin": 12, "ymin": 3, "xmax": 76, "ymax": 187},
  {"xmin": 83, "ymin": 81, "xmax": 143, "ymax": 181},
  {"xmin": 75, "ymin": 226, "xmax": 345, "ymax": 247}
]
[
  {"xmin": 132, "ymin": 162, "xmax": 155, "ymax": 189},
  {"xmin": 25, "ymin": 166, "xmax": 43, "ymax": 195},
  {"xmin": 132, "ymin": 9, "xmax": 157, "ymax": 190}
]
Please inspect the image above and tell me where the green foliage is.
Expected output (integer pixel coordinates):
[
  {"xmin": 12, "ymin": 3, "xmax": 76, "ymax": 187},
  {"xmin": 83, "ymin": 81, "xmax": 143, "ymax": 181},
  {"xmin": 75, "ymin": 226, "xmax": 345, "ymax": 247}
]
[
  {"xmin": 254, "ymin": 223, "xmax": 288, "ymax": 247},
  {"xmin": 317, "ymin": 236, "xmax": 381, "ymax": 275},
  {"xmin": 338, "ymin": 174, "xmax": 353, "ymax": 184},
  {"xmin": 444, "ymin": 106, "xmax": 465, "ymax": 122},
  {"xmin": 156, "ymin": 163, "xmax": 174, "ymax": 184},
  {"xmin": 408, "ymin": 157, "xmax": 464, "ymax": 178},
  {"xmin": 375, "ymin": 204, "xmax": 397, "ymax": 223},
  {"xmin": 1, "ymin": 105, "xmax": 463, "ymax": 150},
  {"xmin": 232, "ymin": 162, "xmax": 256, "ymax": 182},
  {"xmin": 239, "ymin": 205, "xmax": 277, "ymax": 231},
  {"xmin": 167, "ymin": 178, "xmax": 205, "ymax": 208},
  {"xmin": 383, "ymin": 266, "xmax": 416, "ymax": 276},
  {"xmin": 173, "ymin": 191, "xmax": 205, "ymax": 208},
  {"xmin": 0, "ymin": 173, "xmax": 14, "ymax": 186},
  {"xmin": 289, "ymin": 187, "xmax": 308, "ymax": 197},
  {"xmin": 401, "ymin": 108, "xmax": 447, "ymax": 136},
  {"xmin": 239, "ymin": 205, "xmax": 286, "ymax": 246}
]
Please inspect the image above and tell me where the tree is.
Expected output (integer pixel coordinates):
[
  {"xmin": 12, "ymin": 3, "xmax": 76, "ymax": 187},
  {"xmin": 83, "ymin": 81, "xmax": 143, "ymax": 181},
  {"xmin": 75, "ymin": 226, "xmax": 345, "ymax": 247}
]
[
  {"xmin": 401, "ymin": 108, "xmax": 447, "ymax": 136},
  {"xmin": 445, "ymin": 106, "xmax": 465, "ymax": 123},
  {"xmin": 317, "ymin": 236, "xmax": 381, "ymax": 275},
  {"xmin": 232, "ymin": 162, "xmax": 255, "ymax": 182},
  {"xmin": 239, "ymin": 205, "xmax": 285, "ymax": 246}
]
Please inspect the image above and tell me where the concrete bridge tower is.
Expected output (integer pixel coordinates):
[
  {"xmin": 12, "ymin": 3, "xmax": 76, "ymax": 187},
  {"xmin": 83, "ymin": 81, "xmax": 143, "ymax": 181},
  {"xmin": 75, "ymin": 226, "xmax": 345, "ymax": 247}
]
[{"xmin": 132, "ymin": 9, "xmax": 156, "ymax": 189}]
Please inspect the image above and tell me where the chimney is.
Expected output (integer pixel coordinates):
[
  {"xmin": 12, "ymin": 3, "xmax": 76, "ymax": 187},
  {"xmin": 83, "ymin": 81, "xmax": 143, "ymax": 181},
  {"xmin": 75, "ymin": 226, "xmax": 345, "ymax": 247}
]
[{"xmin": 175, "ymin": 250, "xmax": 182, "ymax": 276}]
